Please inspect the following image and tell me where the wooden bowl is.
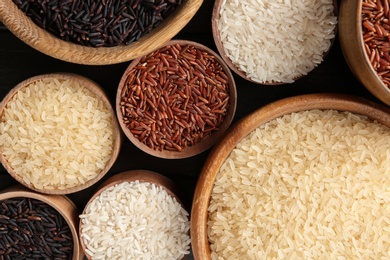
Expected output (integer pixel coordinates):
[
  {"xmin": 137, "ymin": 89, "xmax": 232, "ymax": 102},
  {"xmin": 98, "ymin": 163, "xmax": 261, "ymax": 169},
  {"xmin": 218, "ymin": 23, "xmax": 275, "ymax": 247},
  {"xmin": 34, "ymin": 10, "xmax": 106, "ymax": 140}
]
[
  {"xmin": 0, "ymin": 0, "xmax": 203, "ymax": 65},
  {"xmin": 116, "ymin": 39, "xmax": 237, "ymax": 159},
  {"xmin": 190, "ymin": 93, "xmax": 390, "ymax": 259},
  {"xmin": 79, "ymin": 170, "xmax": 189, "ymax": 259},
  {"xmin": 0, "ymin": 185, "xmax": 84, "ymax": 259},
  {"xmin": 339, "ymin": 0, "xmax": 390, "ymax": 106},
  {"xmin": 212, "ymin": 0, "xmax": 338, "ymax": 85},
  {"xmin": 0, "ymin": 73, "xmax": 122, "ymax": 194}
]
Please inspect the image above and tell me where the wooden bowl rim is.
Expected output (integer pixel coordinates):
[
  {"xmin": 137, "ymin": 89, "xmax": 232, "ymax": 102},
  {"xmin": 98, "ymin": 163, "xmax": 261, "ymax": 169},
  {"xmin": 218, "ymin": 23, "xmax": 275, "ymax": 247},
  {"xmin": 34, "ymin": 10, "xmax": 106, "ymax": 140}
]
[
  {"xmin": 79, "ymin": 169, "xmax": 188, "ymax": 260},
  {"xmin": 211, "ymin": 0, "xmax": 339, "ymax": 85},
  {"xmin": 338, "ymin": 0, "xmax": 390, "ymax": 105},
  {"xmin": 0, "ymin": 73, "xmax": 122, "ymax": 195},
  {"xmin": 116, "ymin": 39, "xmax": 237, "ymax": 159},
  {"xmin": 0, "ymin": 0, "xmax": 204, "ymax": 65},
  {"xmin": 190, "ymin": 93, "xmax": 390, "ymax": 260},
  {"xmin": 0, "ymin": 185, "xmax": 84, "ymax": 260}
]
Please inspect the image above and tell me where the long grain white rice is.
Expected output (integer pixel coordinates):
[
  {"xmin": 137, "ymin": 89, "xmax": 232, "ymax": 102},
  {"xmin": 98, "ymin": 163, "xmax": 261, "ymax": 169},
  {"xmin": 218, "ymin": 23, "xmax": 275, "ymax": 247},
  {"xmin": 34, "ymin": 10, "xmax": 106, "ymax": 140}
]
[
  {"xmin": 80, "ymin": 181, "xmax": 191, "ymax": 260},
  {"xmin": 208, "ymin": 109, "xmax": 390, "ymax": 259},
  {"xmin": 0, "ymin": 78, "xmax": 115, "ymax": 190},
  {"xmin": 218, "ymin": 0, "xmax": 337, "ymax": 83}
]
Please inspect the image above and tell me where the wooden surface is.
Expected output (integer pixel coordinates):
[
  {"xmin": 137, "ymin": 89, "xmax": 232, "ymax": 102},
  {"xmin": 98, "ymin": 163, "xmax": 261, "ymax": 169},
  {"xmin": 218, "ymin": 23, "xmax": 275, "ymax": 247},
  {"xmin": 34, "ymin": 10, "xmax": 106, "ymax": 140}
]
[
  {"xmin": 0, "ymin": 0, "xmax": 203, "ymax": 65},
  {"xmin": 0, "ymin": 0, "xmax": 386, "ymax": 258}
]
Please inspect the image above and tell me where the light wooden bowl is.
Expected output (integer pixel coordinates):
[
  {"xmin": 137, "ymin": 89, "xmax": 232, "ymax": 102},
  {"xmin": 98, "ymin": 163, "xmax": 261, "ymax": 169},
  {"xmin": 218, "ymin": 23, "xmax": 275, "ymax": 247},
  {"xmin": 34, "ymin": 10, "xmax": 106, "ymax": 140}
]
[
  {"xmin": 116, "ymin": 39, "xmax": 237, "ymax": 159},
  {"xmin": 0, "ymin": 185, "xmax": 84, "ymax": 259},
  {"xmin": 79, "ymin": 170, "xmax": 188, "ymax": 259},
  {"xmin": 0, "ymin": 73, "xmax": 122, "ymax": 194},
  {"xmin": 0, "ymin": 0, "xmax": 203, "ymax": 65},
  {"xmin": 339, "ymin": 0, "xmax": 390, "ymax": 106},
  {"xmin": 211, "ymin": 0, "xmax": 338, "ymax": 85},
  {"xmin": 190, "ymin": 93, "xmax": 390, "ymax": 260}
]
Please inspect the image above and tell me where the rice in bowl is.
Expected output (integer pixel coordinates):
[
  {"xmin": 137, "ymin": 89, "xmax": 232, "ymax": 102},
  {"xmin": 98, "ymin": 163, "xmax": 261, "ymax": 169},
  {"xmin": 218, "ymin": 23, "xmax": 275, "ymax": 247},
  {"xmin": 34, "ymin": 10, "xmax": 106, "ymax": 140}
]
[{"xmin": 208, "ymin": 109, "xmax": 390, "ymax": 259}]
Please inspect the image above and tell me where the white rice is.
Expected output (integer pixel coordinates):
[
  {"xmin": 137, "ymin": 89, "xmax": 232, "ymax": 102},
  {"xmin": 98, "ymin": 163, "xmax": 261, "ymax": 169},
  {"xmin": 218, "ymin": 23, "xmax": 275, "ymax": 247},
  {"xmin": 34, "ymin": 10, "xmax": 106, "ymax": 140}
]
[
  {"xmin": 0, "ymin": 78, "xmax": 115, "ymax": 190},
  {"xmin": 80, "ymin": 181, "xmax": 191, "ymax": 260},
  {"xmin": 218, "ymin": 0, "xmax": 337, "ymax": 83},
  {"xmin": 208, "ymin": 109, "xmax": 390, "ymax": 259}
]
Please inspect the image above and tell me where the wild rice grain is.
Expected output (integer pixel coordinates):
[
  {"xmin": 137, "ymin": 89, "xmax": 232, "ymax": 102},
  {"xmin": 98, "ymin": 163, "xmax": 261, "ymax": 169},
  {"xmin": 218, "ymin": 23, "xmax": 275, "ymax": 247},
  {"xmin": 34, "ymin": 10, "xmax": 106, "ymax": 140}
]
[{"xmin": 208, "ymin": 109, "xmax": 390, "ymax": 259}]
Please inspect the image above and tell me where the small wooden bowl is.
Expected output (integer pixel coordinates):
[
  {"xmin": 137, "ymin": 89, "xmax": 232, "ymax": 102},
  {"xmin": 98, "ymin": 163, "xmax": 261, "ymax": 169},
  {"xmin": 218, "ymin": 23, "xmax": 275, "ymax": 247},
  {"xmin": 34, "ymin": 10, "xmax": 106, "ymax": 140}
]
[
  {"xmin": 0, "ymin": 0, "xmax": 203, "ymax": 65},
  {"xmin": 0, "ymin": 185, "xmax": 84, "ymax": 259},
  {"xmin": 212, "ymin": 0, "xmax": 338, "ymax": 85},
  {"xmin": 0, "ymin": 73, "xmax": 122, "ymax": 194},
  {"xmin": 190, "ymin": 93, "xmax": 390, "ymax": 260},
  {"xmin": 79, "ymin": 170, "xmax": 189, "ymax": 259},
  {"xmin": 339, "ymin": 0, "xmax": 390, "ymax": 106},
  {"xmin": 116, "ymin": 39, "xmax": 237, "ymax": 159}
]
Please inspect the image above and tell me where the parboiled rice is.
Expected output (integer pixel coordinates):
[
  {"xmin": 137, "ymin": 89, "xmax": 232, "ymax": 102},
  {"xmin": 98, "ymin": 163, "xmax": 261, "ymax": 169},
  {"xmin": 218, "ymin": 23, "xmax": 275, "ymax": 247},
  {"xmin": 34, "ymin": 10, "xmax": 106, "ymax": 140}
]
[
  {"xmin": 218, "ymin": 0, "xmax": 337, "ymax": 83},
  {"xmin": 80, "ymin": 181, "xmax": 191, "ymax": 260},
  {"xmin": 208, "ymin": 109, "xmax": 390, "ymax": 259},
  {"xmin": 0, "ymin": 78, "xmax": 115, "ymax": 190}
]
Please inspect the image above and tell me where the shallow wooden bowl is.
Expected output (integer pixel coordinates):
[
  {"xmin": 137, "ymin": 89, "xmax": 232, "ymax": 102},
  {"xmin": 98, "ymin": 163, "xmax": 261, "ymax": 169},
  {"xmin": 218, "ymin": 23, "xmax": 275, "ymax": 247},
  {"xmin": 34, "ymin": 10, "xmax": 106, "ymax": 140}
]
[
  {"xmin": 0, "ymin": 185, "xmax": 84, "ymax": 259},
  {"xmin": 190, "ymin": 93, "xmax": 390, "ymax": 260},
  {"xmin": 339, "ymin": 0, "xmax": 390, "ymax": 106},
  {"xmin": 79, "ymin": 170, "xmax": 188, "ymax": 259},
  {"xmin": 0, "ymin": 0, "xmax": 203, "ymax": 65},
  {"xmin": 212, "ymin": 0, "xmax": 338, "ymax": 85},
  {"xmin": 0, "ymin": 73, "xmax": 122, "ymax": 194},
  {"xmin": 116, "ymin": 39, "xmax": 237, "ymax": 159}
]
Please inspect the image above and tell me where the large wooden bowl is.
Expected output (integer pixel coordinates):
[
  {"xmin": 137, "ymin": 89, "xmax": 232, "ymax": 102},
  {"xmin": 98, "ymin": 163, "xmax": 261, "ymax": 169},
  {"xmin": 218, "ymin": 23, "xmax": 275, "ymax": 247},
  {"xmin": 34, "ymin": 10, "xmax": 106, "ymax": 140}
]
[
  {"xmin": 190, "ymin": 93, "xmax": 390, "ymax": 259},
  {"xmin": 0, "ymin": 73, "xmax": 122, "ymax": 194},
  {"xmin": 79, "ymin": 170, "xmax": 189, "ymax": 259},
  {"xmin": 0, "ymin": 0, "xmax": 203, "ymax": 65},
  {"xmin": 116, "ymin": 39, "xmax": 237, "ymax": 159},
  {"xmin": 0, "ymin": 185, "xmax": 84, "ymax": 259},
  {"xmin": 339, "ymin": 0, "xmax": 390, "ymax": 106}
]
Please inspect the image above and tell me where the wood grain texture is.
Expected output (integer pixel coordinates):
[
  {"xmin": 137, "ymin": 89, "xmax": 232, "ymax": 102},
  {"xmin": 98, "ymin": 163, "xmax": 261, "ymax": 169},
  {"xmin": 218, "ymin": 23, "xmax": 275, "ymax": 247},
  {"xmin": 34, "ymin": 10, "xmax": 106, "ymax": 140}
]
[
  {"xmin": 190, "ymin": 93, "xmax": 390, "ymax": 260},
  {"xmin": 116, "ymin": 39, "xmax": 237, "ymax": 159},
  {"xmin": 0, "ymin": 73, "xmax": 122, "ymax": 195},
  {"xmin": 0, "ymin": 185, "xmax": 84, "ymax": 260},
  {"xmin": 339, "ymin": 0, "xmax": 390, "ymax": 106},
  {"xmin": 0, "ymin": 0, "xmax": 203, "ymax": 65}
]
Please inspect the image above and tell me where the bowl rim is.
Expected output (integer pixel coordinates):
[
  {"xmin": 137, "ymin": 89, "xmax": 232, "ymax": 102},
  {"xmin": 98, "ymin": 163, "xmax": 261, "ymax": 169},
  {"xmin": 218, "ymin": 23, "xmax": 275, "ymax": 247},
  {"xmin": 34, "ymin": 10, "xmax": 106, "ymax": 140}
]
[
  {"xmin": 116, "ymin": 39, "xmax": 237, "ymax": 159},
  {"xmin": 0, "ymin": 185, "xmax": 84, "ymax": 260},
  {"xmin": 211, "ymin": 0, "xmax": 339, "ymax": 85},
  {"xmin": 190, "ymin": 93, "xmax": 390, "ymax": 260},
  {"xmin": 0, "ymin": 0, "xmax": 204, "ymax": 65},
  {"xmin": 0, "ymin": 72, "xmax": 122, "ymax": 195},
  {"xmin": 78, "ymin": 169, "xmax": 188, "ymax": 260},
  {"xmin": 339, "ymin": 0, "xmax": 390, "ymax": 105}
]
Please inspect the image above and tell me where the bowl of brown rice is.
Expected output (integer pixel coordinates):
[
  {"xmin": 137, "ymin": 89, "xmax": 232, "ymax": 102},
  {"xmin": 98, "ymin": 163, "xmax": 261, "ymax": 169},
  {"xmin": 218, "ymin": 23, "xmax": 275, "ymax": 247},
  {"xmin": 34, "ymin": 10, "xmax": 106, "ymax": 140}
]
[
  {"xmin": 339, "ymin": 0, "xmax": 390, "ymax": 106},
  {"xmin": 191, "ymin": 93, "xmax": 390, "ymax": 259},
  {"xmin": 0, "ymin": 73, "xmax": 122, "ymax": 194},
  {"xmin": 212, "ymin": 0, "xmax": 338, "ymax": 84},
  {"xmin": 116, "ymin": 39, "xmax": 237, "ymax": 159},
  {"xmin": 0, "ymin": 185, "xmax": 84, "ymax": 259},
  {"xmin": 79, "ymin": 170, "xmax": 191, "ymax": 259}
]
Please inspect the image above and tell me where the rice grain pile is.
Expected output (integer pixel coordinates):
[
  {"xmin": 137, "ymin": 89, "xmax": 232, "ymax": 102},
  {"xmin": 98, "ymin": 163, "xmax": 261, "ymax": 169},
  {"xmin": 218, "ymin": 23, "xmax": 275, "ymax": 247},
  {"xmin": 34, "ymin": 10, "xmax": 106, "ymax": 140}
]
[
  {"xmin": 80, "ymin": 181, "xmax": 191, "ymax": 260},
  {"xmin": 218, "ymin": 0, "xmax": 337, "ymax": 83},
  {"xmin": 208, "ymin": 110, "xmax": 390, "ymax": 259},
  {"xmin": 0, "ymin": 78, "xmax": 115, "ymax": 190}
]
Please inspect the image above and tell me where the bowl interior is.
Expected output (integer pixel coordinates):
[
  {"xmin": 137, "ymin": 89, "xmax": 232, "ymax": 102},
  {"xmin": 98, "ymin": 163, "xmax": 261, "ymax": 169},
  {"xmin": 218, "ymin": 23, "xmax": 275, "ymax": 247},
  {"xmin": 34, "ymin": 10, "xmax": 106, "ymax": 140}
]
[
  {"xmin": 211, "ymin": 0, "xmax": 338, "ymax": 85},
  {"xmin": 190, "ymin": 93, "xmax": 390, "ymax": 259},
  {"xmin": 0, "ymin": 73, "xmax": 122, "ymax": 194},
  {"xmin": 0, "ymin": 185, "xmax": 84, "ymax": 260},
  {"xmin": 0, "ymin": 0, "xmax": 203, "ymax": 65},
  {"xmin": 116, "ymin": 40, "xmax": 237, "ymax": 159}
]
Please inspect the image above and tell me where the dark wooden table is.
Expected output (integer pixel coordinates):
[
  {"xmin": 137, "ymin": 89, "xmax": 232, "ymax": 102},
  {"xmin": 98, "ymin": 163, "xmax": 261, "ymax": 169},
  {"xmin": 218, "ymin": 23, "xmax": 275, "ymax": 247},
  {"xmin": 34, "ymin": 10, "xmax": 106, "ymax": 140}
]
[{"xmin": 0, "ymin": 0, "xmax": 383, "ymax": 257}]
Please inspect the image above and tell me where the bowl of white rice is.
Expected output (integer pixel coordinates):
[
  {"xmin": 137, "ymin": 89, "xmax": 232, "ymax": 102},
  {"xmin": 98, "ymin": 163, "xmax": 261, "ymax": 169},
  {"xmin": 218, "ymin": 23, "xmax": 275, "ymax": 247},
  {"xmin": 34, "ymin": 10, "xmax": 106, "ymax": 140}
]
[
  {"xmin": 191, "ymin": 93, "xmax": 390, "ymax": 259},
  {"xmin": 212, "ymin": 0, "xmax": 338, "ymax": 84},
  {"xmin": 0, "ymin": 73, "xmax": 122, "ymax": 194},
  {"xmin": 79, "ymin": 170, "xmax": 191, "ymax": 259}
]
